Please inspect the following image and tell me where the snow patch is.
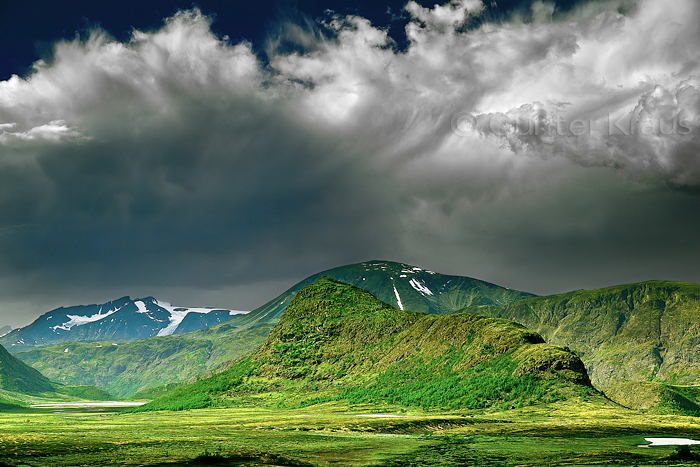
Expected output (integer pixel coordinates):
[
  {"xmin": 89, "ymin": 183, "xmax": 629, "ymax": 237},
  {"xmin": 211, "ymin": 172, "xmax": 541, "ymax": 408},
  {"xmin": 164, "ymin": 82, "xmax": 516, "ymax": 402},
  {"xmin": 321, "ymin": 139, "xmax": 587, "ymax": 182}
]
[
  {"xmin": 52, "ymin": 304, "xmax": 124, "ymax": 332},
  {"xmin": 154, "ymin": 299, "xmax": 247, "ymax": 336},
  {"xmin": 409, "ymin": 278, "xmax": 434, "ymax": 296},
  {"xmin": 393, "ymin": 285, "xmax": 404, "ymax": 311},
  {"xmin": 641, "ymin": 438, "xmax": 700, "ymax": 447},
  {"xmin": 134, "ymin": 300, "xmax": 149, "ymax": 314}
]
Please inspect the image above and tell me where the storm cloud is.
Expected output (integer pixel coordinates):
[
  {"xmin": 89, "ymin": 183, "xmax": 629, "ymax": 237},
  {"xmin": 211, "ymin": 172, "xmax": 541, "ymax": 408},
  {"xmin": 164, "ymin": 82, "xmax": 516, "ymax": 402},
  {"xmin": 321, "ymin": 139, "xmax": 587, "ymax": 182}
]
[{"xmin": 0, "ymin": 0, "xmax": 699, "ymax": 325}]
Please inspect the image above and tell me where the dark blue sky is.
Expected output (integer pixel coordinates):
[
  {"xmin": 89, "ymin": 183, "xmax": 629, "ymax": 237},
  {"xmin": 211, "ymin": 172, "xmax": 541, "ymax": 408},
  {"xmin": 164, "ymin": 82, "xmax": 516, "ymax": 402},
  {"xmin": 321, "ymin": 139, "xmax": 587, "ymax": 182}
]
[{"xmin": 0, "ymin": 0, "xmax": 584, "ymax": 80}]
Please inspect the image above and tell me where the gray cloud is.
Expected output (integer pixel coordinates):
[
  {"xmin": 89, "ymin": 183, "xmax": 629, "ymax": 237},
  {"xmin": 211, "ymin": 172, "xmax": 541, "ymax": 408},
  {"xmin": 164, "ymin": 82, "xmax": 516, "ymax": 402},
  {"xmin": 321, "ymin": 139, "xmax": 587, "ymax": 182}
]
[{"xmin": 0, "ymin": 1, "xmax": 699, "ymax": 326}]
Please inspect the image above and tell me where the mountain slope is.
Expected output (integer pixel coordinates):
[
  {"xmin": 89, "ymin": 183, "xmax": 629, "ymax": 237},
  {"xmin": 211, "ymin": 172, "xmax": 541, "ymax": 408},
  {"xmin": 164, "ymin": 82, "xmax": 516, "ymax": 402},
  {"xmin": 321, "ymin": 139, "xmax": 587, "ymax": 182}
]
[
  {"xmin": 0, "ymin": 343, "xmax": 54, "ymax": 394},
  {"xmin": 467, "ymin": 281, "xmax": 700, "ymax": 399},
  {"xmin": 239, "ymin": 260, "xmax": 535, "ymax": 326},
  {"xmin": 15, "ymin": 322, "xmax": 271, "ymax": 398},
  {"xmin": 1, "ymin": 297, "xmax": 244, "ymax": 352},
  {"xmin": 138, "ymin": 277, "xmax": 592, "ymax": 412},
  {"xmin": 15, "ymin": 261, "xmax": 533, "ymax": 397}
]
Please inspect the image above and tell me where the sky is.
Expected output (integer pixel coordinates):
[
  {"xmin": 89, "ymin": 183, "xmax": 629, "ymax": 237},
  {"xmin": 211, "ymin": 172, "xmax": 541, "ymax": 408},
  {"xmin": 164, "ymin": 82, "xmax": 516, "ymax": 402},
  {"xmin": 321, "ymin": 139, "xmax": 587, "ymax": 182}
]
[{"xmin": 0, "ymin": 0, "xmax": 699, "ymax": 327}]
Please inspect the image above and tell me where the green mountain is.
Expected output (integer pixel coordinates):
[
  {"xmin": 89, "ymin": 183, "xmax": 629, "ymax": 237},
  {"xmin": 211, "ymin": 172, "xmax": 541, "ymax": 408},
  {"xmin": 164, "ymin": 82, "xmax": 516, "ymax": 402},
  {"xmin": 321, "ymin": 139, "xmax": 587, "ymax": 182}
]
[
  {"xmin": 0, "ymin": 343, "xmax": 54, "ymax": 394},
  {"xmin": 240, "ymin": 260, "xmax": 535, "ymax": 326},
  {"xmin": 15, "ymin": 323, "xmax": 271, "ymax": 398},
  {"xmin": 467, "ymin": 280, "xmax": 700, "ymax": 411},
  {"xmin": 137, "ymin": 277, "xmax": 593, "ymax": 412},
  {"xmin": 0, "ymin": 343, "xmax": 120, "ymax": 409},
  {"xmin": 16, "ymin": 261, "xmax": 532, "ymax": 397}
]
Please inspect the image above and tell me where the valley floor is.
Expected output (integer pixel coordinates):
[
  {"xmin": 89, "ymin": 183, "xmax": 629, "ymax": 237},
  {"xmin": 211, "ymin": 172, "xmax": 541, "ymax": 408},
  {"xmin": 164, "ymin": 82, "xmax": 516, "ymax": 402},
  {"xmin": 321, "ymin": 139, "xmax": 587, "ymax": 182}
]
[{"xmin": 2, "ymin": 399, "xmax": 700, "ymax": 466}]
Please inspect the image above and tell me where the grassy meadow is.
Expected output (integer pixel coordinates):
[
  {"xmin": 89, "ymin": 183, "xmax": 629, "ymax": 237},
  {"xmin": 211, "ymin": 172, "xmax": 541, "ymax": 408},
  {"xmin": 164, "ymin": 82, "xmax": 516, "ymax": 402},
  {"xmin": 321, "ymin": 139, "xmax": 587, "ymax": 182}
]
[{"xmin": 3, "ymin": 398, "xmax": 700, "ymax": 466}]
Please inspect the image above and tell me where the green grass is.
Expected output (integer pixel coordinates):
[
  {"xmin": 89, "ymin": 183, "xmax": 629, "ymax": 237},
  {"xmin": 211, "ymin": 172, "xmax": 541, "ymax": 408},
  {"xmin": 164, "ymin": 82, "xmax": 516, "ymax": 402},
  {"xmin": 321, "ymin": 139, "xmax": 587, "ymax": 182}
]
[{"xmin": 4, "ymin": 399, "xmax": 700, "ymax": 466}]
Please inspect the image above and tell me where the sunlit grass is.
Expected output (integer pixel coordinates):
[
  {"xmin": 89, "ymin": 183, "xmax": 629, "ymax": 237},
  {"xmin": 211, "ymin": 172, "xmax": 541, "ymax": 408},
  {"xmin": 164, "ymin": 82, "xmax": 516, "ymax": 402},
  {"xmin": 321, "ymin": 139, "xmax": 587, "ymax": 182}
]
[{"xmin": 3, "ymin": 398, "xmax": 700, "ymax": 466}]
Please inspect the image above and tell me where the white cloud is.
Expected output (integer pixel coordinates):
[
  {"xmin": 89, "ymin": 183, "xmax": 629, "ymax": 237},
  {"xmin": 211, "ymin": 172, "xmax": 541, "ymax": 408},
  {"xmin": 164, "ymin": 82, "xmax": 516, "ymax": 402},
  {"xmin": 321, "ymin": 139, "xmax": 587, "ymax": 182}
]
[
  {"xmin": 0, "ymin": 0, "xmax": 697, "ymax": 187},
  {"xmin": 0, "ymin": 0, "xmax": 699, "ymax": 316},
  {"xmin": 405, "ymin": 0, "xmax": 484, "ymax": 29},
  {"xmin": 0, "ymin": 120, "xmax": 86, "ymax": 144}
]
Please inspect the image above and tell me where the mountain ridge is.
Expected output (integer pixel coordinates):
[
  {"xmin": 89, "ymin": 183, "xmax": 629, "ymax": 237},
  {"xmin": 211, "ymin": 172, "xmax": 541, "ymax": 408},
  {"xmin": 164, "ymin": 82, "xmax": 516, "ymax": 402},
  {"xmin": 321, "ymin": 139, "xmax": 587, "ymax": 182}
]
[
  {"xmin": 465, "ymin": 280, "xmax": 700, "ymax": 408},
  {"xmin": 1, "ymin": 296, "xmax": 246, "ymax": 352},
  {"xmin": 136, "ymin": 277, "xmax": 592, "ymax": 412}
]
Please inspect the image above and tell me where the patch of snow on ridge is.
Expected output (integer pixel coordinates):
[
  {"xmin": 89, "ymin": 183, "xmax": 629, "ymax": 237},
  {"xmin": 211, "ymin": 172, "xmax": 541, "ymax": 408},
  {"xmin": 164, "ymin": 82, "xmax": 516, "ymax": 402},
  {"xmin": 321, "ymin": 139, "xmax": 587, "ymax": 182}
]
[
  {"xmin": 51, "ymin": 304, "xmax": 124, "ymax": 332},
  {"xmin": 154, "ymin": 300, "xmax": 248, "ymax": 337},
  {"xmin": 409, "ymin": 278, "xmax": 434, "ymax": 296},
  {"xmin": 134, "ymin": 300, "xmax": 149, "ymax": 313},
  {"xmin": 393, "ymin": 285, "xmax": 404, "ymax": 311}
]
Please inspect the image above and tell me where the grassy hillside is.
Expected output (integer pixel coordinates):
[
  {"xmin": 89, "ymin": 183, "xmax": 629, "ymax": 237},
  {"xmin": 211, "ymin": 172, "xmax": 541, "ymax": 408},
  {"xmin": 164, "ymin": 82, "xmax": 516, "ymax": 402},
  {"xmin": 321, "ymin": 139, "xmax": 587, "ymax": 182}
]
[
  {"xmin": 136, "ymin": 277, "xmax": 593, "ymax": 412},
  {"xmin": 15, "ymin": 261, "xmax": 532, "ymax": 397},
  {"xmin": 0, "ymin": 343, "xmax": 54, "ymax": 394},
  {"xmin": 0, "ymin": 343, "xmax": 119, "ymax": 408},
  {"xmin": 15, "ymin": 323, "xmax": 271, "ymax": 398},
  {"xmin": 468, "ymin": 281, "xmax": 700, "ymax": 410}
]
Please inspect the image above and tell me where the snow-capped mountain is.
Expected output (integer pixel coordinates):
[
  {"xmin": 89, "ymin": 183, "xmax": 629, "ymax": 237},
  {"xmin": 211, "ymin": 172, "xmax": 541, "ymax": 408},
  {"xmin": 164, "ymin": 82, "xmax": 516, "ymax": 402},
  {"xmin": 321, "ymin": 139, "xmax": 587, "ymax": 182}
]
[{"xmin": 0, "ymin": 297, "xmax": 246, "ymax": 352}]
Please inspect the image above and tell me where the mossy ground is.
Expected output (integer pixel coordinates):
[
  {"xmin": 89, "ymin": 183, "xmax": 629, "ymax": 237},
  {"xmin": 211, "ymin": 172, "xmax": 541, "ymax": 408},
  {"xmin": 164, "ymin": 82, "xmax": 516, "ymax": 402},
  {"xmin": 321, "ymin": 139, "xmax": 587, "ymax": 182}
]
[{"xmin": 3, "ymin": 398, "xmax": 700, "ymax": 466}]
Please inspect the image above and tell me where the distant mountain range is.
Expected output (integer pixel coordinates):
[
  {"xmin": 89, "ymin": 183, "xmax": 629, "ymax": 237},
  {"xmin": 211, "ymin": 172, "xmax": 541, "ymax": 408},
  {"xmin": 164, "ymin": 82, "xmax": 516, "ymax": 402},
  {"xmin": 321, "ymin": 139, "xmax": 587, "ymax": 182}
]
[
  {"xmin": 11, "ymin": 260, "xmax": 700, "ymax": 416},
  {"xmin": 1, "ymin": 296, "xmax": 246, "ymax": 352},
  {"xmin": 13, "ymin": 261, "xmax": 532, "ymax": 396},
  {"xmin": 0, "ymin": 325, "xmax": 10, "ymax": 337}
]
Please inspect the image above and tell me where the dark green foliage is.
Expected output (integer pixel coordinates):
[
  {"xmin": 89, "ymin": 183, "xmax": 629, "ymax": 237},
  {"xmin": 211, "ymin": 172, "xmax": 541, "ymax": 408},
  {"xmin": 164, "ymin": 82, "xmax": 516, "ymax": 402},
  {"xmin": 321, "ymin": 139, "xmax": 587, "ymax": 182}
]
[
  {"xmin": 653, "ymin": 384, "xmax": 700, "ymax": 416},
  {"xmin": 0, "ymin": 401, "xmax": 22, "ymax": 411},
  {"xmin": 667, "ymin": 445, "xmax": 700, "ymax": 462},
  {"xmin": 337, "ymin": 351, "xmax": 564, "ymax": 410}
]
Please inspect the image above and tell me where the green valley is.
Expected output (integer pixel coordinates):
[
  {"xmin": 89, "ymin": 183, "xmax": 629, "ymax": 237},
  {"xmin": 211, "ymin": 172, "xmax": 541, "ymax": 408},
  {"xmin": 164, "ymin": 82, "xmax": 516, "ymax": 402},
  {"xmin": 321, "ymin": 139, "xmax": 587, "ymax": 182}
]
[
  {"xmin": 0, "ymin": 341, "xmax": 119, "ymax": 409},
  {"xmin": 6, "ymin": 276, "xmax": 700, "ymax": 466}
]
